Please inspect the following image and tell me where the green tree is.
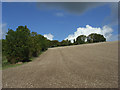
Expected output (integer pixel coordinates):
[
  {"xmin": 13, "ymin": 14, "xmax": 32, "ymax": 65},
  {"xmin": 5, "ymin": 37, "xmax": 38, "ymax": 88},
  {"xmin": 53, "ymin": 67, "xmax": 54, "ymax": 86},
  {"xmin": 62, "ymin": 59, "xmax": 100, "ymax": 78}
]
[
  {"xmin": 50, "ymin": 40, "xmax": 60, "ymax": 47},
  {"xmin": 76, "ymin": 35, "xmax": 87, "ymax": 44},
  {"xmin": 60, "ymin": 39, "xmax": 72, "ymax": 46},
  {"xmin": 87, "ymin": 33, "xmax": 106, "ymax": 43},
  {"xmin": 37, "ymin": 35, "xmax": 50, "ymax": 51},
  {"xmin": 5, "ymin": 29, "xmax": 17, "ymax": 63},
  {"xmin": 3, "ymin": 25, "xmax": 51, "ymax": 64},
  {"xmin": 5, "ymin": 26, "xmax": 31, "ymax": 63},
  {"xmin": 2, "ymin": 39, "xmax": 6, "ymax": 54},
  {"xmin": 30, "ymin": 32, "xmax": 41, "ymax": 57},
  {"xmin": 73, "ymin": 39, "xmax": 76, "ymax": 45}
]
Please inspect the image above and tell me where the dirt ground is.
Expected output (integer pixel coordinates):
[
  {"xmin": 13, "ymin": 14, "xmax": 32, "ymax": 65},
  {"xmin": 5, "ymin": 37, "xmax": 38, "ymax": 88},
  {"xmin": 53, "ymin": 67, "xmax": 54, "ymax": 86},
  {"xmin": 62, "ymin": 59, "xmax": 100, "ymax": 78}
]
[{"xmin": 2, "ymin": 41, "xmax": 118, "ymax": 88}]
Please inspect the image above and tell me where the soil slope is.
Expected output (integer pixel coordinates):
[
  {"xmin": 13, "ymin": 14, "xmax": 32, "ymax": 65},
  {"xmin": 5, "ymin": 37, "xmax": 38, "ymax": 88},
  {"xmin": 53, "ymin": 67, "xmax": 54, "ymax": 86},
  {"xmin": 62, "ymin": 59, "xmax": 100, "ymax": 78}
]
[{"xmin": 2, "ymin": 41, "xmax": 118, "ymax": 88}]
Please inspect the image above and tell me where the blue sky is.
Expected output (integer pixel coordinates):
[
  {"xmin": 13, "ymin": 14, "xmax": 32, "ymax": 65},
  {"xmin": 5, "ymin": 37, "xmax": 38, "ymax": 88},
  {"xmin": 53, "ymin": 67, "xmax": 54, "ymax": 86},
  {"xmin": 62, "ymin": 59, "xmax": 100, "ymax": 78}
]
[{"xmin": 2, "ymin": 2, "xmax": 118, "ymax": 42}]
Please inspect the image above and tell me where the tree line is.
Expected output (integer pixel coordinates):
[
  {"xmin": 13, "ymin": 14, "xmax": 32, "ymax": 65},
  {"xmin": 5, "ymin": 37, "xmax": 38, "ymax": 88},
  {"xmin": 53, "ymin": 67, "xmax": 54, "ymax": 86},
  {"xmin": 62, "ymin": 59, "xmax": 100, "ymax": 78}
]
[{"xmin": 2, "ymin": 25, "xmax": 106, "ymax": 64}]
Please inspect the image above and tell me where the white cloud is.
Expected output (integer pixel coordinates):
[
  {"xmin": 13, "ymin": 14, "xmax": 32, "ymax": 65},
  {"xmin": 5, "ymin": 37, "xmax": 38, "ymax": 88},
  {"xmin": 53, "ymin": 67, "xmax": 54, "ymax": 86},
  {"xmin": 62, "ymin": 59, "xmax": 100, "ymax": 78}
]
[
  {"xmin": 109, "ymin": 34, "xmax": 120, "ymax": 41},
  {"xmin": 65, "ymin": 25, "xmax": 113, "ymax": 43},
  {"xmin": 44, "ymin": 33, "xmax": 54, "ymax": 40},
  {"xmin": 55, "ymin": 12, "xmax": 64, "ymax": 17}
]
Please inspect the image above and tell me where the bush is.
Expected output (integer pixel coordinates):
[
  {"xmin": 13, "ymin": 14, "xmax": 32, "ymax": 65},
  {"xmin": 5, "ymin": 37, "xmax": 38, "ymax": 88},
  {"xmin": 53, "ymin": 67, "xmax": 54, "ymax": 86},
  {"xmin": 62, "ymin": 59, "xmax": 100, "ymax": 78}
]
[
  {"xmin": 76, "ymin": 35, "xmax": 86, "ymax": 44},
  {"xmin": 87, "ymin": 33, "xmax": 106, "ymax": 43},
  {"xmin": 3, "ymin": 25, "xmax": 50, "ymax": 64}
]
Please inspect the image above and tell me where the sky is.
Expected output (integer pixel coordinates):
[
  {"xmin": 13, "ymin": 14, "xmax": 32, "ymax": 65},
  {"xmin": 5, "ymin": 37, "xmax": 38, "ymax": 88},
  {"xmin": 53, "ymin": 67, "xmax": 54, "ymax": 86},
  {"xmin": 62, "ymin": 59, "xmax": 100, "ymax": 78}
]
[{"xmin": 2, "ymin": 2, "xmax": 119, "ymax": 42}]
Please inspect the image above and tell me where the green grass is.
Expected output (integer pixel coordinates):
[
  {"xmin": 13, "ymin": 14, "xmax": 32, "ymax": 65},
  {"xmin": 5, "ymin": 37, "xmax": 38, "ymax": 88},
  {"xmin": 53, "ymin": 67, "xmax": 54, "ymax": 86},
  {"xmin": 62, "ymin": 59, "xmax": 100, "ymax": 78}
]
[
  {"xmin": 2, "ymin": 62, "xmax": 28, "ymax": 70},
  {"xmin": 2, "ymin": 55, "xmax": 27, "ymax": 69},
  {"xmin": 2, "ymin": 51, "xmax": 45, "ymax": 70}
]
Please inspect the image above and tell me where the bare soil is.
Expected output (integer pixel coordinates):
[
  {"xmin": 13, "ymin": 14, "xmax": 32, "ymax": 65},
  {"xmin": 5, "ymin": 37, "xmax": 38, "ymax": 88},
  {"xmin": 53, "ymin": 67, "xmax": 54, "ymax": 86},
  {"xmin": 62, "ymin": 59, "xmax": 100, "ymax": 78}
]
[{"xmin": 2, "ymin": 41, "xmax": 118, "ymax": 88}]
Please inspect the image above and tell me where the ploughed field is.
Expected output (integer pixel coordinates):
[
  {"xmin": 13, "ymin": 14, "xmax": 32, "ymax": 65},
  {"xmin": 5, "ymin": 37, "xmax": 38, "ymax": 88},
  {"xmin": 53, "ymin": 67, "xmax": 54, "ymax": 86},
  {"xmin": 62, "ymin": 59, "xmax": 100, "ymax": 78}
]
[{"xmin": 2, "ymin": 41, "xmax": 118, "ymax": 88}]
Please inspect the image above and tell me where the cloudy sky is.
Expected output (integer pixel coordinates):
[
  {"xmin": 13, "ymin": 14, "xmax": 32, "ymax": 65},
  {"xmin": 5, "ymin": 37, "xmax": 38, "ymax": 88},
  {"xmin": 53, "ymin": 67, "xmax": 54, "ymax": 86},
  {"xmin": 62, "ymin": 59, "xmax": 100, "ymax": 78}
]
[{"xmin": 2, "ymin": 2, "xmax": 118, "ymax": 42}]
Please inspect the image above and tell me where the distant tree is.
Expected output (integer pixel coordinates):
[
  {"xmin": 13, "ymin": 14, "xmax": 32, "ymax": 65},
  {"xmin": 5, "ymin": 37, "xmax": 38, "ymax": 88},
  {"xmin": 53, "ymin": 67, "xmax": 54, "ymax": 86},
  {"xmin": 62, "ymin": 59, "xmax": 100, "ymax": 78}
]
[
  {"xmin": 60, "ymin": 39, "xmax": 72, "ymax": 46},
  {"xmin": 87, "ymin": 33, "xmax": 106, "ymax": 43},
  {"xmin": 61, "ymin": 40, "xmax": 66, "ymax": 46},
  {"xmin": 73, "ymin": 39, "xmax": 76, "ymax": 45},
  {"xmin": 50, "ymin": 40, "xmax": 60, "ymax": 47},
  {"xmin": 30, "ymin": 32, "xmax": 41, "ymax": 57},
  {"xmin": 68, "ymin": 40, "xmax": 72, "ymax": 45},
  {"xmin": 76, "ymin": 35, "xmax": 87, "ymax": 44},
  {"xmin": 37, "ymin": 34, "xmax": 50, "ymax": 51},
  {"xmin": 73, "ymin": 39, "xmax": 75, "ymax": 43}
]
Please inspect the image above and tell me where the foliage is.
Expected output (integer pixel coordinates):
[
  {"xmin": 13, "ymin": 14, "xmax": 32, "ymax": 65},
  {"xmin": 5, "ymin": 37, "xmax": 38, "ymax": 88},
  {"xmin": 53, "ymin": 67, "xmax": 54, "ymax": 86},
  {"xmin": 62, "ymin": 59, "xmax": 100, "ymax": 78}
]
[
  {"xmin": 76, "ymin": 35, "xmax": 87, "ymax": 44},
  {"xmin": 3, "ymin": 26, "xmax": 31, "ymax": 63},
  {"xmin": 49, "ymin": 39, "xmax": 72, "ymax": 47},
  {"xmin": 49, "ymin": 40, "xmax": 60, "ymax": 47},
  {"xmin": 30, "ymin": 32, "xmax": 41, "ymax": 57},
  {"xmin": 60, "ymin": 39, "xmax": 72, "ymax": 46},
  {"xmin": 2, "ymin": 25, "xmax": 106, "ymax": 64},
  {"xmin": 2, "ymin": 26, "xmax": 50, "ymax": 64},
  {"xmin": 87, "ymin": 33, "xmax": 106, "ymax": 43}
]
